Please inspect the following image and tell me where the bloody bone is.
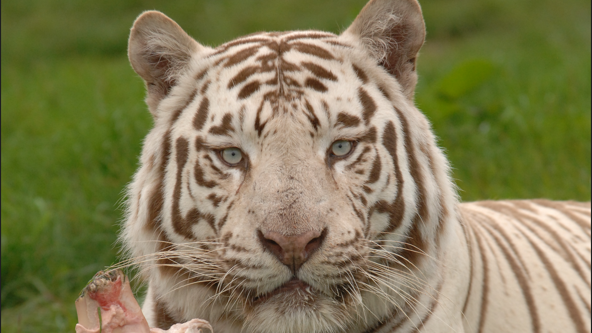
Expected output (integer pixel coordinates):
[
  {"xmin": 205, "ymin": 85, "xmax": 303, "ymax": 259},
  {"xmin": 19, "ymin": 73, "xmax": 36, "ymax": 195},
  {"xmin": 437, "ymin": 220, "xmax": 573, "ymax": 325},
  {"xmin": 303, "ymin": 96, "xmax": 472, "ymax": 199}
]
[{"xmin": 75, "ymin": 270, "xmax": 213, "ymax": 333}]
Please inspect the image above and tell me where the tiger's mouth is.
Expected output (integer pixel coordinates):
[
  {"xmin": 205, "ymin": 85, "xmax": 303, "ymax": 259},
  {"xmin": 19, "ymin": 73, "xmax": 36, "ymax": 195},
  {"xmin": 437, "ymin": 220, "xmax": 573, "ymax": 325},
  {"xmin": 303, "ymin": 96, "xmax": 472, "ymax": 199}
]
[{"xmin": 251, "ymin": 277, "xmax": 315, "ymax": 305}]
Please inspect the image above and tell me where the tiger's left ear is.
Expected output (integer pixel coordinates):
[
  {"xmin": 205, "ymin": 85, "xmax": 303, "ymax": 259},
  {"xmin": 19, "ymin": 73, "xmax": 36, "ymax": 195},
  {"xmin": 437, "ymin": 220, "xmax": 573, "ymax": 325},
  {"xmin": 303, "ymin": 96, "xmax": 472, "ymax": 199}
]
[{"xmin": 343, "ymin": 0, "xmax": 425, "ymax": 100}]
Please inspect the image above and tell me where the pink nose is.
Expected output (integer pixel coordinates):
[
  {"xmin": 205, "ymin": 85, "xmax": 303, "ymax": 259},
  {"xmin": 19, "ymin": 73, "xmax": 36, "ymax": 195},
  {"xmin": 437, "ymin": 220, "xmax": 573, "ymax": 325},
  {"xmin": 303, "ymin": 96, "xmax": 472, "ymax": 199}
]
[{"xmin": 258, "ymin": 229, "xmax": 327, "ymax": 273}]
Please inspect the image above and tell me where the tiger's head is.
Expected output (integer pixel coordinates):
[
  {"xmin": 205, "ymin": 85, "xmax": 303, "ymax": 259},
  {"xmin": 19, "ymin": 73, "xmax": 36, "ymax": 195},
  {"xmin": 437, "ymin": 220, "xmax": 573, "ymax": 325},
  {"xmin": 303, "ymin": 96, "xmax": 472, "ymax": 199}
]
[{"xmin": 122, "ymin": 0, "xmax": 458, "ymax": 332}]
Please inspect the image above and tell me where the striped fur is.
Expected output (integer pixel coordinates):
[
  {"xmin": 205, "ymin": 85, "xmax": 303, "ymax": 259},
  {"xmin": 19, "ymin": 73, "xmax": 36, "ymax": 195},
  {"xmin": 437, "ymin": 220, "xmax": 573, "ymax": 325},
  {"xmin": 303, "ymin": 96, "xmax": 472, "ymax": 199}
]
[{"xmin": 120, "ymin": 1, "xmax": 591, "ymax": 332}]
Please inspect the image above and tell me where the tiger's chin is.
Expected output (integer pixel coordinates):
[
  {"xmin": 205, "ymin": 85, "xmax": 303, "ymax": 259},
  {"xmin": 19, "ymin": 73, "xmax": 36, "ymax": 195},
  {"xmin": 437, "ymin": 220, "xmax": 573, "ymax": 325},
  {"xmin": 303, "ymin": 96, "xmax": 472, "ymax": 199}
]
[{"xmin": 241, "ymin": 278, "xmax": 355, "ymax": 333}]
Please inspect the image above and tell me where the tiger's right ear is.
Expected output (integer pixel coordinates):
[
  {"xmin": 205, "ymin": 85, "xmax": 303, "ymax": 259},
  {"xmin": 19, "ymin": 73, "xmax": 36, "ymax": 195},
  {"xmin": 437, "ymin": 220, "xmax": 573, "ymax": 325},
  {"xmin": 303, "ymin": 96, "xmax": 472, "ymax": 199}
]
[
  {"xmin": 342, "ymin": 0, "xmax": 425, "ymax": 100},
  {"xmin": 128, "ymin": 11, "xmax": 202, "ymax": 116}
]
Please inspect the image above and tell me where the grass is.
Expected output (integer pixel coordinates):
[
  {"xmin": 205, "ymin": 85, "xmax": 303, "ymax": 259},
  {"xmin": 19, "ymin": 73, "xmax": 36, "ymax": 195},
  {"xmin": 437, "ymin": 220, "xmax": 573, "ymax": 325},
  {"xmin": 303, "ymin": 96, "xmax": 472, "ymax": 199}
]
[{"xmin": 1, "ymin": 0, "xmax": 590, "ymax": 331}]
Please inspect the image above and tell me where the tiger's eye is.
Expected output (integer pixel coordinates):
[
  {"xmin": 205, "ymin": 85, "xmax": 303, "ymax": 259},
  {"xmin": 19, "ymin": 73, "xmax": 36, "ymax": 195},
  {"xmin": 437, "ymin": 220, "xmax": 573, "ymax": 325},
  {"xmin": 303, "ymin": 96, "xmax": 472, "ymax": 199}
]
[
  {"xmin": 331, "ymin": 140, "xmax": 353, "ymax": 157},
  {"xmin": 221, "ymin": 148, "xmax": 243, "ymax": 165}
]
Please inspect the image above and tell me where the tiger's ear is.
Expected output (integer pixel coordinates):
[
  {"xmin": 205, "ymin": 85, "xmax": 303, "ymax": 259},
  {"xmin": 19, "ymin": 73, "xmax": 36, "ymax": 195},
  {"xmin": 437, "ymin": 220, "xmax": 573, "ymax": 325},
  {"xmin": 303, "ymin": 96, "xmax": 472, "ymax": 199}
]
[
  {"xmin": 343, "ymin": 0, "xmax": 425, "ymax": 100},
  {"xmin": 128, "ymin": 11, "xmax": 202, "ymax": 116}
]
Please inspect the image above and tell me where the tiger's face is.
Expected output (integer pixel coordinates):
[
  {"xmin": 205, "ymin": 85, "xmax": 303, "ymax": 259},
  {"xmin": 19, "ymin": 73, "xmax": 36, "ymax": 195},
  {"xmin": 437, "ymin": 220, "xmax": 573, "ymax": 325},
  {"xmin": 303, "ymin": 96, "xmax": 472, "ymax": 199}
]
[{"xmin": 123, "ymin": 0, "xmax": 455, "ymax": 332}]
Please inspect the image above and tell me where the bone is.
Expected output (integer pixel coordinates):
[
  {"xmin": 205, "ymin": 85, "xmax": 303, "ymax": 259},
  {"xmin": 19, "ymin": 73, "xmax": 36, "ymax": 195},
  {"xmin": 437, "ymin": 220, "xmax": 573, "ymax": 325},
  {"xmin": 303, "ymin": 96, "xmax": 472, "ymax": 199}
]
[{"xmin": 75, "ymin": 270, "xmax": 213, "ymax": 333}]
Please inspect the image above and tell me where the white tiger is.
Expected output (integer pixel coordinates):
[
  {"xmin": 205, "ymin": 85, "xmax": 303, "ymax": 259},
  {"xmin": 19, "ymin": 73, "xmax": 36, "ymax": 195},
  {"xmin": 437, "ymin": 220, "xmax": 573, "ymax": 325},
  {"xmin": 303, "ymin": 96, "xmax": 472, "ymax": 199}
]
[{"xmin": 120, "ymin": 0, "xmax": 592, "ymax": 332}]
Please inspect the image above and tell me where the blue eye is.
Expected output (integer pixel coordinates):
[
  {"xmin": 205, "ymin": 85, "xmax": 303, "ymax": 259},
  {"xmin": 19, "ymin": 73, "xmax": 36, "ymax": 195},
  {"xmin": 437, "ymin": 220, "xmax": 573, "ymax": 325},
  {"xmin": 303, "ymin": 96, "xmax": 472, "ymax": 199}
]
[
  {"xmin": 221, "ymin": 148, "xmax": 243, "ymax": 165},
  {"xmin": 331, "ymin": 140, "xmax": 353, "ymax": 157}
]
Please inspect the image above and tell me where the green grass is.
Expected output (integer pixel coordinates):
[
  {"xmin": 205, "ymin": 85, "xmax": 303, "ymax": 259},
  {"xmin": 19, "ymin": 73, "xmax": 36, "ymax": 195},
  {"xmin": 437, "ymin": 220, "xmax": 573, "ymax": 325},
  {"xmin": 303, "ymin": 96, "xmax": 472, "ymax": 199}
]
[{"xmin": 1, "ymin": 0, "xmax": 590, "ymax": 331}]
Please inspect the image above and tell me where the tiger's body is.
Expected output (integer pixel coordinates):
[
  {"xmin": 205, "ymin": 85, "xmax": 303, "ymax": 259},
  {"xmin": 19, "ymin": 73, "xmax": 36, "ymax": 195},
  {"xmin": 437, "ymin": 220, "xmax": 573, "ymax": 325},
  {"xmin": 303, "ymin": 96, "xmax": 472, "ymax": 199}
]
[{"xmin": 121, "ymin": 0, "xmax": 591, "ymax": 332}]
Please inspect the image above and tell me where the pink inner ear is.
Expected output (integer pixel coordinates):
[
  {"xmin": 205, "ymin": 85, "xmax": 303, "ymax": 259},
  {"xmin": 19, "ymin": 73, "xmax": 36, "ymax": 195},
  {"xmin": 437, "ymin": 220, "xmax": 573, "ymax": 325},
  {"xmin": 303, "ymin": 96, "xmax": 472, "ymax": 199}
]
[{"xmin": 145, "ymin": 55, "xmax": 175, "ymax": 94}]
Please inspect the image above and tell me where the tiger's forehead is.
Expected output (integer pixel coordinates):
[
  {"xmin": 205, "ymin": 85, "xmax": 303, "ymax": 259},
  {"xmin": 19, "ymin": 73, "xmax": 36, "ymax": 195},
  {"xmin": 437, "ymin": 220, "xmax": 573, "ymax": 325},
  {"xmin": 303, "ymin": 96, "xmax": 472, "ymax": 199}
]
[
  {"xmin": 200, "ymin": 30, "xmax": 352, "ymax": 101},
  {"xmin": 167, "ymin": 30, "xmax": 381, "ymax": 142}
]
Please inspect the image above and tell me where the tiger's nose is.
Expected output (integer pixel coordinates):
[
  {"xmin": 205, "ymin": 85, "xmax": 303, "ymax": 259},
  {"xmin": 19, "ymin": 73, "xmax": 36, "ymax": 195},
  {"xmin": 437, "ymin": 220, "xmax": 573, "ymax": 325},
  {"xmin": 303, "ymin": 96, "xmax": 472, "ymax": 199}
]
[{"xmin": 258, "ymin": 229, "xmax": 327, "ymax": 273}]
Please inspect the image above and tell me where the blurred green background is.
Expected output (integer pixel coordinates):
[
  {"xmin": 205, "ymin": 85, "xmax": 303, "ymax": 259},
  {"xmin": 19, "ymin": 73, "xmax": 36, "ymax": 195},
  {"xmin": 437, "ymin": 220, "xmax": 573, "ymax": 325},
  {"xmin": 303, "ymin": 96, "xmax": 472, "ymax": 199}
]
[{"xmin": 1, "ymin": 0, "xmax": 590, "ymax": 331}]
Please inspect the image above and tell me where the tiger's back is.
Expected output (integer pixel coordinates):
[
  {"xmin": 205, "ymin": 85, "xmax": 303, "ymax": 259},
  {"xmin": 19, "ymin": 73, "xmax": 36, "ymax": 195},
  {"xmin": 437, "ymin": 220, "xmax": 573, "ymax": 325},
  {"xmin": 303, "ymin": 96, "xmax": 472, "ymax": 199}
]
[
  {"xmin": 460, "ymin": 200, "xmax": 591, "ymax": 333},
  {"xmin": 120, "ymin": 0, "xmax": 591, "ymax": 332}
]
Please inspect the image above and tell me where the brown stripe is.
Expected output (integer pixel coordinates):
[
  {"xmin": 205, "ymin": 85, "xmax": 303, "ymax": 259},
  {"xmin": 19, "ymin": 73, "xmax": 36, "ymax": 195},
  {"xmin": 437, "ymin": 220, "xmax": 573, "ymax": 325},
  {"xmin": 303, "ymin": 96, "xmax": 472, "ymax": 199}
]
[
  {"xmin": 195, "ymin": 69, "xmax": 208, "ymax": 81},
  {"xmin": 254, "ymin": 98, "xmax": 268, "ymax": 137},
  {"xmin": 358, "ymin": 88, "xmax": 377, "ymax": 125},
  {"xmin": 359, "ymin": 126, "xmax": 377, "ymax": 143},
  {"xmin": 170, "ymin": 88, "xmax": 198, "ymax": 125},
  {"xmin": 283, "ymin": 32, "xmax": 335, "ymax": 42},
  {"xmin": 481, "ymin": 226, "xmax": 508, "ymax": 285},
  {"xmin": 283, "ymin": 75, "xmax": 301, "ymax": 88},
  {"xmin": 228, "ymin": 65, "xmax": 259, "ymax": 89},
  {"xmin": 554, "ymin": 238, "xmax": 590, "ymax": 288},
  {"xmin": 395, "ymin": 107, "xmax": 428, "ymax": 265},
  {"xmin": 265, "ymin": 31, "xmax": 288, "ymax": 38},
  {"xmin": 145, "ymin": 186, "xmax": 164, "ymax": 233},
  {"xmin": 206, "ymin": 193, "xmax": 224, "ymax": 207},
  {"xmin": 265, "ymin": 74, "xmax": 278, "ymax": 86},
  {"xmin": 471, "ymin": 222, "xmax": 491, "ymax": 333},
  {"xmin": 280, "ymin": 59, "xmax": 300, "ymax": 72},
  {"xmin": 224, "ymin": 45, "xmax": 260, "ymax": 68},
  {"xmin": 513, "ymin": 200, "xmax": 578, "ymax": 235},
  {"xmin": 217, "ymin": 200, "xmax": 234, "ymax": 230},
  {"xmin": 401, "ymin": 221, "xmax": 426, "ymax": 267},
  {"xmin": 171, "ymin": 138, "xmax": 217, "ymax": 237},
  {"xmin": 376, "ymin": 121, "xmax": 405, "ymax": 233},
  {"xmin": 212, "ymin": 37, "xmax": 268, "ymax": 56},
  {"xmin": 532, "ymin": 199, "xmax": 591, "ymax": 236},
  {"xmin": 480, "ymin": 220, "xmax": 541, "ymax": 333},
  {"xmin": 420, "ymin": 142, "xmax": 446, "ymax": 239},
  {"xmin": 144, "ymin": 130, "xmax": 171, "ymax": 233},
  {"xmin": 350, "ymin": 201, "xmax": 364, "ymax": 223},
  {"xmin": 171, "ymin": 137, "xmax": 194, "ymax": 238},
  {"xmin": 377, "ymin": 85, "xmax": 391, "ymax": 101},
  {"xmin": 186, "ymin": 174, "xmax": 196, "ymax": 200},
  {"xmin": 366, "ymin": 154, "xmax": 381, "ymax": 184},
  {"xmin": 460, "ymin": 214, "xmax": 475, "ymax": 315},
  {"xmin": 525, "ymin": 233, "xmax": 589, "ymax": 333},
  {"xmin": 565, "ymin": 201, "xmax": 591, "ymax": 209},
  {"xmin": 478, "ymin": 212, "xmax": 532, "ymax": 278},
  {"xmin": 291, "ymin": 42, "xmax": 335, "ymax": 60},
  {"xmin": 206, "ymin": 156, "xmax": 227, "ymax": 178},
  {"xmin": 154, "ymin": 299, "xmax": 178, "ymax": 330},
  {"xmin": 513, "ymin": 202, "xmax": 591, "ymax": 286},
  {"xmin": 359, "ymin": 194, "xmax": 368, "ymax": 206},
  {"xmin": 200, "ymin": 80, "xmax": 211, "ymax": 94},
  {"xmin": 194, "ymin": 160, "xmax": 217, "ymax": 189},
  {"xmin": 352, "ymin": 64, "xmax": 368, "ymax": 83},
  {"xmin": 304, "ymin": 99, "xmax": 321, "ymax": 131},
  {"xmin": 478, "ymin": 201, "xmax": 568, "ymax": 255},
  {"xmin": 304, "ymin": 77, "xmax": 327, "ymax": 92},
  {"xmin": 209, "ymin": 113, "xmax": 234, "ymax": 137},
  {"xmin": 192, "ymin": 97, "xmax": 209, "ymax": 131},
  {"xmin": 409, "ymin": 278, "xmax": 445, "ymax": 333},
  {"xmin": 149, "ymin": 131, "xmax": 182, "ymax": 276},
  {"xmin": 320, "ymin": 100, "xmax": 331, "ymax": 120},
  {"xmin": 345, "ymin": 146, "xmax": 372, "ymax": 171},
  {"xmin": 479, "ymin": 201, "xmax": 589, "ymax": 280},
  {"xmin": 325, "ymin": 40, "xmax": 351, "ymax": 48},
  {"xmin": 336, "ymin": 112, "xmax": 361, "ymax": 128},
  {"xmin": 576, "ymin": 288, "xmax": 591, "ymax": 314},
  {"xmin": 301, "ymin": 61, "xmax": 337, "ymax": 81},
  {"xmin": 238, "ymin": 80, "xmax": 261, "ymax": 99},
  {"xmin": 571, "ymin": 207, "xmax": 592, "ymax": 217}
]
